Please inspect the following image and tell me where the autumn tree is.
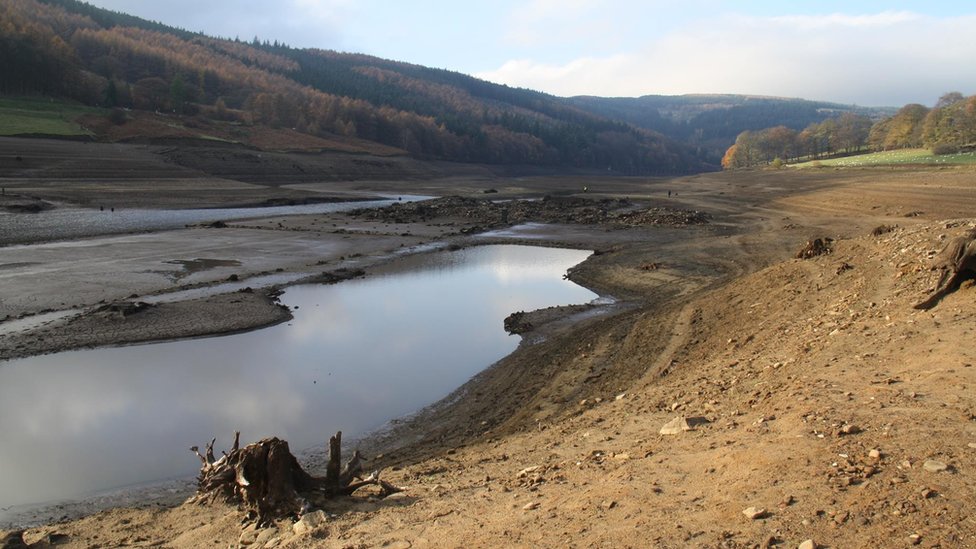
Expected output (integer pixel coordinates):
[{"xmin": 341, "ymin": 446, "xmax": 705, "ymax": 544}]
[
  {"xmin": 922, "ymin": 93, "xmax": 976, "ymax": 154},
  {"xmin": 868, "ymin": 103, "xmax": 929, "ymax": 151}
]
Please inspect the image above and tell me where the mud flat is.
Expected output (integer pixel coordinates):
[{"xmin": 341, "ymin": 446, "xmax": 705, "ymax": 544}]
[{"xmin": 3, "ymin": 153, "xmax": 976, "ymax": 546}]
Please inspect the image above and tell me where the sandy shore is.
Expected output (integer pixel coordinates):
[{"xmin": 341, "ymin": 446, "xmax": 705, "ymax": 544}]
[{"xmin": 3, "ymin": 136, "xmax": 976, "ymax": 546}]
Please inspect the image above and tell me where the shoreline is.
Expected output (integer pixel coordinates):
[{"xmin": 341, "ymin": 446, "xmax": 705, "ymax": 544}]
[
  {"xmin": 4, "ymin": 157, "xmax": 976, "ymax": 545},
  {"xmin": 0, "ymin": 239, "xmax": 619, "ymax": 529}
]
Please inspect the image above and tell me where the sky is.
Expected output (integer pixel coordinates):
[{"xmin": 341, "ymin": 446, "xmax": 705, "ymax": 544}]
[{"xmin": 82, "ymin": 0, "xmax": 976, "ymax": 107}]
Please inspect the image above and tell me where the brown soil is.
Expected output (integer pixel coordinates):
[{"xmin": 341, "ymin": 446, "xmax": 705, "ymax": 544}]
[{"xmin": 2, "ymin": 138, "xmax": 976, "ymax": 547}]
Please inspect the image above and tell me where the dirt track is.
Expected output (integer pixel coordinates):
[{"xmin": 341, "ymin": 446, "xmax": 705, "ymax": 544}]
[{"xmin": 2, "ymin": 136, "xmax": 976, "ymax": 547}]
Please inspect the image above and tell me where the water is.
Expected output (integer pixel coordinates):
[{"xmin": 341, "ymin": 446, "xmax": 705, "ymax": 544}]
[
  {"xmin": 0, "ymin": 245, "xmax": 595, "ymax": 517},
  {"xmin": 0, "ymin": 195, "xmax": 429, "ymax": 246}
]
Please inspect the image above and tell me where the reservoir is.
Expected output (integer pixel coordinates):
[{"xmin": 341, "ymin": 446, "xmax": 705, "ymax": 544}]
[{"xmin": 0, "ymin": 244, "xmax": 596, "ymax": 519}]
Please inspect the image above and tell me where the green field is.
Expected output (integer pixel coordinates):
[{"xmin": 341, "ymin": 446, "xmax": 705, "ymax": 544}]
[
  {"xmin": 793, "ymin": 148, "xmax": 976, "ymax": 168},
  {"xmin": 0, "ymin": 96, "xmax": 101, "ymax": 136}
]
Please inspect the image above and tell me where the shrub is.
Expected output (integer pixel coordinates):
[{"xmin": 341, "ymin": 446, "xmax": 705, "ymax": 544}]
[{"xmin": 932, "ymin": 143, "xmax": 959, "ymax": 155}]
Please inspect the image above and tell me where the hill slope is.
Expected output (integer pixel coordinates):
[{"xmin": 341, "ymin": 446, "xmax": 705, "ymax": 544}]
[{"xmin": 0, "ymin": 0, "xmax": 699, "ymax": 174}]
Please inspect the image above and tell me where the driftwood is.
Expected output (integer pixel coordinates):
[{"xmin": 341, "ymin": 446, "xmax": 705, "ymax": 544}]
[
  {"xmin": 189, "ymin": 431, "xmax": 400, "ymax": 526},
  {"xmin": 915, "ymin": 229, "xmax": 976, "ymax": 309}
]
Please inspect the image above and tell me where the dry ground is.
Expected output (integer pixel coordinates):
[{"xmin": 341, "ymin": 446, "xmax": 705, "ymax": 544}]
[{"xmin": 2, "ymin": 156, "xmax": 976, "ymax": 547}]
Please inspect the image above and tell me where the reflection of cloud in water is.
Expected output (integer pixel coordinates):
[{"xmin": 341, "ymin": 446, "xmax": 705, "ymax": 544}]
[{"xmin": 0, "ymin": 245, "xmax": 596, "ymax": 511}]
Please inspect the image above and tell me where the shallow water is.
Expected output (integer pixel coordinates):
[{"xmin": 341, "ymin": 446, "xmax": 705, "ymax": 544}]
[
  {"xmin": 0, "ymin": 245, "xmax": 595, "ymax": 516},
  {"xmin": 0, "ymin": 195, "xmax": 428, "ymax": 246}
]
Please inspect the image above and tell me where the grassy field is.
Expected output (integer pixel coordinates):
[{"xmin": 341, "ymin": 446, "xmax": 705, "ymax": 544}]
[
  {"xmin": 0, "ymin": 96, "xmax": 101, "ymax": 136},
  {"xmin": 793, "ymin": 148, "xmax": 976, "ymax": 168}
]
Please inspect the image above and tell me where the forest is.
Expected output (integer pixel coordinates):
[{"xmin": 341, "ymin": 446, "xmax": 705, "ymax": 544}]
[{"xmin": 0, "ymin": 0, "xmax": 700, "ymax": 174}]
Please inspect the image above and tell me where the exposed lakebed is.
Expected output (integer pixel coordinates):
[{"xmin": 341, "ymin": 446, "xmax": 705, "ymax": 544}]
[
  {"xmin": 0, "ymin": 244, "xmax": 595, "ymax": 520},
  {"xmin": 0, "ymin": 195, "xmax": 429, "ymax": 246}
]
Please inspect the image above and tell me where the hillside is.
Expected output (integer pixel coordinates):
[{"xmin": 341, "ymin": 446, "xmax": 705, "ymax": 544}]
[
  {"xmin": 0, "ymin": 0, "xmax": 699, "ymax": 174},
  {"xmin": 569, "ymin": 94, "xmax": 896, "ymax": 164}
]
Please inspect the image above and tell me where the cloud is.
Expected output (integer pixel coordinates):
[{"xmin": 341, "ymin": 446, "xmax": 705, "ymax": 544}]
[
  {"xmin": 503, "ymin": 0, "xmax": 605, "ymax": 47},
  {"xmin": 477, "ymin": 11, "xmax": 976, "ymax": 106}
]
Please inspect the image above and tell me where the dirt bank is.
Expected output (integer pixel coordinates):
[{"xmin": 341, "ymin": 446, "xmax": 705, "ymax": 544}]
[{"xmin": 2, "ymin": 161, "xmax": 976, "ymax": 547}]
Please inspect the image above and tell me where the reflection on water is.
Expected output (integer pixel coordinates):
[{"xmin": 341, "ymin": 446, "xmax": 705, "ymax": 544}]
[{"xmin": 0, "ymin": 245, "xmax": 594, "ymax": 515}]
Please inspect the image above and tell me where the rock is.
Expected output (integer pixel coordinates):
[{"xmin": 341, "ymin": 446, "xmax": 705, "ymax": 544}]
[
  {"xmin": 967, "ymin": 442, "xmax": 976, "ymax": 449},
  {"xmin": 660, "ymin": 417, "xmax": 691, "ymax": 435},
  {"xmin": 386, "ymin": 541, "xmax": 412, "ymax": 549},
  {"xmin": 838, "ymin": 424, "xmax": 860, "ymax": 435},
  {"xmin": 255, "ymin": 529, "xmax": 279, "ymax": 547},
  {"xmin": 522, "ymin": 501, "xmax": 540, "ymax": 511},
  {"xmin": 516, "ymin": 466, "xmax": 542, "ymax": 478},
  {"xmin": 742, "ymin": 506, "xmax": 767, "ymax": 520},
  {"xmin": 385, "ymin": 491, "xmax": 410, "ymax": 501},
  {"xmin": 659, "ymin": 416, "xmax": 708, "ymax": 435},
  {"xmin": 239, "ymin": 527, "xmax": 260, "ymax": 546},
  {"xmin": 293, "ymin": 510, "xmax": 328, "ymax": 536},
  {"xmin": 922, "ymin": 460, "xmax": 948, "ymax": 473},
  {"xmin": 909, "ymin": 533, "xmax": 922, "ymax": 545},
  {"xmin": 868, "ymin": 449, "xmax": 881, "ymax": 459},
  {"xmin": 798, "ymin": 540, "xmax": 817, "ymax": 549}
]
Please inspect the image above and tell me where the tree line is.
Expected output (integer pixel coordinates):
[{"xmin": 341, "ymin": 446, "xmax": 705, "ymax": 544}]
[{"xmin": 722, "ymin": 92, "xmax": 976, "ymax": 169}]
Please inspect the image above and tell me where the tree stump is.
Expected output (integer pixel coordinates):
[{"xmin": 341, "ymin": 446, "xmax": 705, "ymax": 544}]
[
  {"xmin": 795, "ymin": 237, "xmax": 832, "ymax": 259},
  {"xmin": 915, "ymin": 229, "xmax": 976, "ymax": 309},
  {"xmin": 190, "ymin": 431, "xmax": 399, "ymax": 526}
]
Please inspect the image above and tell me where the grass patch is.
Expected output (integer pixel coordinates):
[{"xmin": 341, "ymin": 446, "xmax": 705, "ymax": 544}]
[
  {"xmin": 0, "ymin": 96, "xmax": 102, "ymax": 136},
  {"xmin": 793, "ymin": 149, "xmax": 976, "ymax": 168}
]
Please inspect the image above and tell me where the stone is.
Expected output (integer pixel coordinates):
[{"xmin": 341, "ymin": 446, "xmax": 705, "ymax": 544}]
[
  {"xmin": 839, "ymin": 424, "xmax": 860, "ymax": 435},
  {"xmin": 868, "ymin": 449, "xmax": 881, "ymax": 459},
  {"xmin": 742, "ymin": 506, "xmax": 767, "ymax": 520},
  {"xmin": 239, "ymin": 528, "xmax": 259, "ymax": 545},
  {"xmin": 798, "ymin": 540, "xmax": 817, "ymax": 549},
  {"xmin": 659, "ymin": 416, "xmax": 708, "ymax": 435},
  {"xmin": 909, "ymin": 533, "xmax": 922, "ymax": 545},
  {"xmin": 522, "ymin": 501, "xmax": 540, "ymax": 511},
  {"xmin": 386, "ymin": 542, "xmax": 413, "ymax": 549},
  {"xmin": 660, "ymin": 416, "xmax": 691, "ymax": 435},
  {"xmin": 967, "ymin": 442, "xmax": 976, "ymax": 449},
  {"xmin": 254, "ymin": 528, "xmax": 278, "ymax": 546},
  {"xmin": 922, "ymin": 460, "xmax": 948, "ymax": 473},
  {"xmin": 516, "ymin": 466, "xmax": 541, "ymax": 478},
  {"xmin": 293, "ymin": 510, "xmax": 328, "ymax": 536}
]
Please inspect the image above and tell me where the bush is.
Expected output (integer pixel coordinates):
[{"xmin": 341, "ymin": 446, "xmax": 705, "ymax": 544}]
[{"xmin": 932, "ymin": 143, "xmax": 959, "ymax": 156}]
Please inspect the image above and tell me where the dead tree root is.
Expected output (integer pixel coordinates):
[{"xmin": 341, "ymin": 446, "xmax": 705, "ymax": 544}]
[{"xmin": 189, "ymin": 431, "xmax": 400, "ymax": 526}]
